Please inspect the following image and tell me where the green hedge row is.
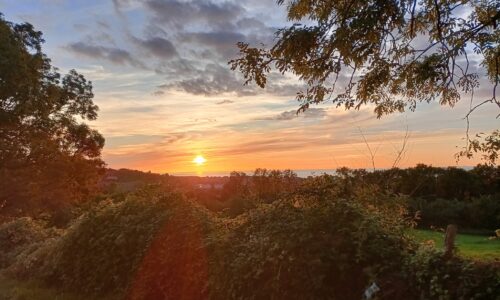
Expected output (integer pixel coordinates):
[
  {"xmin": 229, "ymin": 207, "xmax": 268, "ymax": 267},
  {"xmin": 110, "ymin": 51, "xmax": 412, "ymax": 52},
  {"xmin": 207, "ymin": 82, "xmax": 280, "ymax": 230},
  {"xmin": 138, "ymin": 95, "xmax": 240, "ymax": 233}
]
[{"xmin": 3, "ymin": 187, "xmax": 499, "ymax": 299}]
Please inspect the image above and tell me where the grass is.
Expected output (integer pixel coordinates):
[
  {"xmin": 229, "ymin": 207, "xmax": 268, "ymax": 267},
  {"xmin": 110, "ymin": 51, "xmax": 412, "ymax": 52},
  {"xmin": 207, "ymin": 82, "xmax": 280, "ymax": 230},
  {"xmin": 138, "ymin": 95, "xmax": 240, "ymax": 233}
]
[
  {"xmin": 0, "ymin": 274, "xmax": 118, "ymax": 300},
  {"xmin": 411, "ymin": 229, "xmax": 500, "ymax": 261}
]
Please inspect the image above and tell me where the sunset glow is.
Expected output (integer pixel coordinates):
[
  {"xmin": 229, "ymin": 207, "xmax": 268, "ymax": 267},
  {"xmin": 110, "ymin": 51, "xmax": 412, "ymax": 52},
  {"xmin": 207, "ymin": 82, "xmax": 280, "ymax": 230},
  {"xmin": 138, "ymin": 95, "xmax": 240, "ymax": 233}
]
[
  {"xmin": 193, "ymin": 155, "xmax": 207, "ymax": 166},
  {"xmin": 2, "ymin": 1, "xmax": 495, "ymax": 175}
]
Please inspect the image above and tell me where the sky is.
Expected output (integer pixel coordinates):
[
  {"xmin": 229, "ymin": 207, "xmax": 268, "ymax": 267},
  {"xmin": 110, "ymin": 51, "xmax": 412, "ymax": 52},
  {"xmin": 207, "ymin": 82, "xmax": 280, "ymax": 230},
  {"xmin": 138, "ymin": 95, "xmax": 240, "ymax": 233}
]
[{"xmin": 0, "ymin": 0, "xmax": 498, "ymax": 175}]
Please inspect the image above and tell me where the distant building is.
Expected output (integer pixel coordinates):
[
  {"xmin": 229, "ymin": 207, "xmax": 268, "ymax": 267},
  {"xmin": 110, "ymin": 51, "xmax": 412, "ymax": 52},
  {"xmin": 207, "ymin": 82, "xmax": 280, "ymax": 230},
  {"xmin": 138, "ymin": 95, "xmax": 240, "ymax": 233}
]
[
  {"xmin": 104, "ymin": 175, "xmax": 118, "ymax": 182},
  {"xmin": 212, "ymin": 184, "xmax": 224, "ymax": 190},
  {"xmin": 195, "ymin": 183, "xmax": 224, "ymax": 190}
]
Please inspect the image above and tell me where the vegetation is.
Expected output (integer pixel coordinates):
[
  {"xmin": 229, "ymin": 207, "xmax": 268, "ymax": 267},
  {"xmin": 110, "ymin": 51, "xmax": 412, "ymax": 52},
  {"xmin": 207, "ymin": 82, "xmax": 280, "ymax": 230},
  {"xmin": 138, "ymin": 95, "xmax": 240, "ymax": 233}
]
[
  {"xmin": 1, "ymin": 183, "xmax": 498, "ymax": 299},
  {"xmin": 0, "ymin": 275, "xmax": 116, "ymax": 300},
  {"xmin": 0, "ymin": 14, "xmax": 104, "ymax": 223},
  {"xmin": 231, "ymin": 0, "xmax": 500, "ymax": 164},
  {"xmin": 411, "ymin": 229, "xmax": 500, "ymax": 260},
  {"xmin": 0, "ymin": 9, "xmax": 499, "ymax": 300},
  {"xmin": 183, "ymin": 165, "xmax": 499, "ymax": 230}
]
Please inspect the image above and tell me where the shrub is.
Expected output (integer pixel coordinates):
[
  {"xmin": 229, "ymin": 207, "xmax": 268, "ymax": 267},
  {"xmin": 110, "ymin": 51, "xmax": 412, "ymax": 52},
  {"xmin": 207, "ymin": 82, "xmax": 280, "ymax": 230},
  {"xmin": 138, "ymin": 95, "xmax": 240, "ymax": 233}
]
[
  {"xmin": 4, "ymin": 185, "xmax": 498, "ymax": 300},
  {"xmin": 466, "ymin": 195, "xmax": 500, "ymax": 229},
  {"xmin": 33, "ymin": 189, "xmax": 180, "ymax": 296},
  {"xmin": 0, "ymin": 217, "xmax": 60, "ymax": 268},
  {"xmin": 209, "ymin": 196, "xmax": 413, "ymax": 299},
  {"xmin": 127, "ymin": 198, "xmax": 215, "ymax": 300},
  {"xmin": 405, "ymin": 247, "xmax": 500, "ymax": 299}
]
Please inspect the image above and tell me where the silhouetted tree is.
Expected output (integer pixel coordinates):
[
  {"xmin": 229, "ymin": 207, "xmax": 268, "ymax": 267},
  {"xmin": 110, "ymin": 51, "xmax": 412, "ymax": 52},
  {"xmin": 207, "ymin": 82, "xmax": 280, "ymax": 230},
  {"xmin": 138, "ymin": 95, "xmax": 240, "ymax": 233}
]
[
  {"xmin": 0, "ymin": 14, "xmax": 104, "ymax": 218},
  {"xmin": 231, "ymin": 0, "xmax": 499, "ymax": 164}
]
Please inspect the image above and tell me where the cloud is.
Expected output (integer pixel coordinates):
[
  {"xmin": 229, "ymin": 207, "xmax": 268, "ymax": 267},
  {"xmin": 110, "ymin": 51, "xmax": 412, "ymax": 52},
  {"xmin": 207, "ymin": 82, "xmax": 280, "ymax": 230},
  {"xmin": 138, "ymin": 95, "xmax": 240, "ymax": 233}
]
[
  {"xmin": 155, "ymin": 62, "xmax": 303, "ymax": 97},
  {"xmin": 112, "ymin": 0, "xmax": 139, "ymax": 13},
  {"xmin": 154, "ymin": 58, "xmax": 197, "ymax": 75},
  {"xmin": 70, "ymin": 0, "xmax": 285, "ymax": 99},
  {"xmin": 105, "ymin": 134, "xmax": 165, "ymax": 147},
  {"xmin": 131, "ymin": 36, "xmax": 178, "ymax": 59},
  {"xmin": 216, "ymin": 99, "xmax": 234, "ymax": 105},
  {"xmin": 161, "ymin": 63, "xmax": 255, "ymax": 96},
  {"xmin": 152, "ymin": 90, "xmax": 165, "ymax": 96},
  {"xmin": 180, "ymin": 31, "xmax": 245, "ymax": 58},
  {"xmin": 236, "ymin": 17, "xmax": 267, "ymax": 30},
  {"xmin": 144, "ymin": 0, "xmax": 244, "ymax": 29},
  {"xmin": 66, "ymin": 42, "xmax": 145, "ymax": 68},
  {"xmin": 257, "ymin": 108, "xmax": 328, "ymax": 121}
]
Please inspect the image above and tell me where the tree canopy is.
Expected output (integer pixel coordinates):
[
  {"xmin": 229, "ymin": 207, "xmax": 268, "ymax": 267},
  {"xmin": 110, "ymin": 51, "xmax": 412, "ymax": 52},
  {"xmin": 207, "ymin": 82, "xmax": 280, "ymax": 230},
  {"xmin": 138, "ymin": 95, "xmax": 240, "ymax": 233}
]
[
  {"xmin": 230, "ymin": 0, "xmax": 499, "ymax": 163},
  {"xmin": 0, "ymin": 14, "xmax": 104, "ymax": 218}
]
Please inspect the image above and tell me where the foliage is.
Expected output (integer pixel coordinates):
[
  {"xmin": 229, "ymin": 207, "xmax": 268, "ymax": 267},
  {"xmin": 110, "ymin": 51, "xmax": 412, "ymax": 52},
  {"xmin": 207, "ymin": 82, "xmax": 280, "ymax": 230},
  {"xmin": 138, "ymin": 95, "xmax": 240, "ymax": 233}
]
[
  {"xmin": 301, "ymin": 164, "xmax": 499, "ymax": 202},
  {"xmin": 408, "ymin": 195, "xmax": 500, "ymax": 230},
  {"xmin": 404, "ymin": 246, "xmax": 500, "ymax": 299},
  {"xmin": 0, "ymin": 14, "xmax": 104, "ymax": 217},
  {"xmin": 221, "ymin": 169, "xmax": 300, "ymax": 216},
  {"xmin": 1, "ymin": 181, "xmax": 499, "ymax": 299},
  {"xmin": 4, "ymin": 189, "xmax": 184, "ymax": 297},
  {"xmin": 230, "ymin": 0, "xmax": 500, "ymax": 164},
  {"xmin": 0, "ymin": 275, "xmax": 118, "ymax": 300},
  {"xmin": 457, "ymin": 129, "xmax": 500, "ymax": 165},
  {"xmin": 210, "ymin": 197, "xmax": 412, "ymax": 300},
  {"xmin": 0, "ymin": 217, "xmax": 60, "ymax": 269},
  {"xmin": 127, "ymin": 195, "xmax": 216, "ymax": 300}
]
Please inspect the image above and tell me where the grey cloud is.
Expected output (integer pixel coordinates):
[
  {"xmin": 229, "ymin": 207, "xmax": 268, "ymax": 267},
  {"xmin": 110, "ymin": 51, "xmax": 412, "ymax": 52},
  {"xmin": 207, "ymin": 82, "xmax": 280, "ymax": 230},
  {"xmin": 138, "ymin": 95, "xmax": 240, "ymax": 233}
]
[
  {"xmin": 236, "ymin": 17, "xmax": 268, "ymax": 31},
  {"xmin": 216, "ymin": 99, "xmax": 234, "ymax": 105},
  {"xmin": 161, "ymin": 63, "xmax": 255, "ymax": 96},
  {"xmin": 112, "ymin": 0, "xmax": 135, "ymax": 12},
  {"xmin": 152, "ymin": 90, "xmax": 165, "ymax": 96},
  {"xmin": 66, "ymin": 42, "xmax": 145, "ymax": 68},
  {"xmin": 157, "ymin": 62, "xmax": 305, "ymax": 97},
  {"xmin": 155, "ymin": 59, "xmax": 197, "ymax": 75},
  {"xmin": 257, "ymin": 108, "xmax": 328, "ymax": 121},
  {"xmin": 266, "ymin": 110, "xmax": 297, "ymax": 121},
  {"xmin": 97, "ymin": 20, "xmax": 110, "ymax": 30},
  {"xmin": 144, "ymin": 0, "xmax": 244, "ymax": 29},
  {"xmin": 131, "ymin": 36, "xmax": 178, "ymax": 59},
  {"xmin": 180, "ymin": 31, "xmax": 245, "ymax": 58},
  {"xmin": 266, "ymin": 82, "xmax": 305, "ymax": 97},
  {"xmin": 73, "ymin": 23, "xmax": 88, "ymax": 31}
]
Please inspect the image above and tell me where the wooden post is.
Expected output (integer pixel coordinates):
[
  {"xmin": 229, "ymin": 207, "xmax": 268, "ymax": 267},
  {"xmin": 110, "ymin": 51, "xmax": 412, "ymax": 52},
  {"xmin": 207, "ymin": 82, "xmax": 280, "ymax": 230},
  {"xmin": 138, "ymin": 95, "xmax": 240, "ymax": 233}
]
[{"xmin": 444, "ymin": 224, "xmax": 457, "ymax": 259}]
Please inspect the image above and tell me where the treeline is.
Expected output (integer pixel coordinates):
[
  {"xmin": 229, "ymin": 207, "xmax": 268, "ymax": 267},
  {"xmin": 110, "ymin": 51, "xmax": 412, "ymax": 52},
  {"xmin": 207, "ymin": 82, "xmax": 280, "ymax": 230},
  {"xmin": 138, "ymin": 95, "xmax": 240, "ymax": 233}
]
[
  {"xmin": 362, "ymin": 164, "xmax": 498, "ymax": 200},
  {"xmin": 2, "ymin": 164, "xmax": 497, "ymax": 230},
  {"xmin": 330, "ymin": 165, "xmax": 499, "ymax": 230},
  {"xmin": 188, "ymin": 165, "xmax": 499, "ymax": 230}
]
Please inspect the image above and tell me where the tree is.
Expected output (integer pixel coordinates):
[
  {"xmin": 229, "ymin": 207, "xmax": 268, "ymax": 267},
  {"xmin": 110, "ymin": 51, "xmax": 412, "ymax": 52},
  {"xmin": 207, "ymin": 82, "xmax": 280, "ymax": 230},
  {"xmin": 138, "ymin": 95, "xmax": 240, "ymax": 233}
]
[
  {"xmin": 230, "ymin": 0, "xmax": 500, "ymax": 164},
  {"xmin": 0, "ymin": 14, "xmax": 104, "ymax": 218}
]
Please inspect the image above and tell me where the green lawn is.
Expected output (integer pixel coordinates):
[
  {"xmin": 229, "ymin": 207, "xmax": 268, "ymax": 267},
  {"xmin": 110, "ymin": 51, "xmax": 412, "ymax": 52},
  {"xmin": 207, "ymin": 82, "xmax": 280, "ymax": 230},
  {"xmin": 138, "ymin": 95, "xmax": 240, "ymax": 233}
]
[{"xmin": 411, "ymin": 229, "xmax": 500, "ymax": 261}]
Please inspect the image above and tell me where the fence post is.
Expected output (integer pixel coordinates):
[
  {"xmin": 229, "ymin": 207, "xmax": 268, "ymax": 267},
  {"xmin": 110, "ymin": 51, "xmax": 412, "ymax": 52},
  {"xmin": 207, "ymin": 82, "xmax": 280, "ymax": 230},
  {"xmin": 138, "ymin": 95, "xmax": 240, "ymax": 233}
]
[{"xmin": 444, "ymin": 224, "xmax": 457, "ymax": 259}]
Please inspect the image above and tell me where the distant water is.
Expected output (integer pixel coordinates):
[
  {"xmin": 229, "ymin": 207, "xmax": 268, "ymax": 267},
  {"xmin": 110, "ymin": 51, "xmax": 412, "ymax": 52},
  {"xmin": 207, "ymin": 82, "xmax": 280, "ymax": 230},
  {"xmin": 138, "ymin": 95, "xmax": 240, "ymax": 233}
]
[
  {"xmin": 170, "ymin": 169, "xmax": 338, "ymax": 178},
  {"xmin": 169, "ymin": 166, "xmax": 474, "ymax": 178}
]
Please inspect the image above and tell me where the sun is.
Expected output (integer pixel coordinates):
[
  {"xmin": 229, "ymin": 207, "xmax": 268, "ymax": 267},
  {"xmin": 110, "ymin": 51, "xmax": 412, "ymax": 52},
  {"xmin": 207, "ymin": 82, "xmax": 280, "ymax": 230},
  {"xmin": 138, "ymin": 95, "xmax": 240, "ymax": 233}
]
[{"xmin": 193, "ymin": 155, "xmax": 206, "ymax": 165}]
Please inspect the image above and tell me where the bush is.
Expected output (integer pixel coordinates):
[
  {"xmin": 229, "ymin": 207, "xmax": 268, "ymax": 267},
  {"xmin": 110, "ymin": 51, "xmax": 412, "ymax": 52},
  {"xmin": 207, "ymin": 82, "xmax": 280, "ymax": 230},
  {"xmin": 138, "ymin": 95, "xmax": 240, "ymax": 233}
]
[
  {"xmin": 0, "ymin": 217, "xmax": 60, "ymax": 268},
  {"xmin": 405, "ymin": 247, "xmax": 500, "ymax": 299},
  {"xmin": 31, "ymin": 189, "xmax": 181, "ymax": 296},
  {"xmin": 127, "ymin": 197, "xmax": 215, "ymax": 300},
  {"xmin": 466, "ymin": 195, "xmax": 500, "ymax": 229},
  {"xmin": 209, "ymin": 196, "xmax": 412, "ymax": 299},
  {"xmin": 3, "ymin": 184, "xmax": 499, "ymax": 299}
]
